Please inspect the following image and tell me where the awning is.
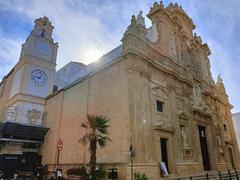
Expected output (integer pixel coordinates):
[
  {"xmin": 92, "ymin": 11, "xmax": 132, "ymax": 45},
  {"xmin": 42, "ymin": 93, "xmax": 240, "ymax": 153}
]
[{"xmin": 0, "ymin": 121, "xmax": 49, "ymax": 142}]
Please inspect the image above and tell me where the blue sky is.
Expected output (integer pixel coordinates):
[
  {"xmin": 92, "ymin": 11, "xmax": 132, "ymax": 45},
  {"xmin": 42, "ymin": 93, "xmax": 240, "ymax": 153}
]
[{"xmin": 0, "ymin": 0, "xmax": 239, "ymax": 113}]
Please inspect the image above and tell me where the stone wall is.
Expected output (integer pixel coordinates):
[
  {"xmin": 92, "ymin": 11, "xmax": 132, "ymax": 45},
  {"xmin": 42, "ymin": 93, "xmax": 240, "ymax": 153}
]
[{"xmin": 42, "ymin": 58, "xmax": 131, "ymax": 178}]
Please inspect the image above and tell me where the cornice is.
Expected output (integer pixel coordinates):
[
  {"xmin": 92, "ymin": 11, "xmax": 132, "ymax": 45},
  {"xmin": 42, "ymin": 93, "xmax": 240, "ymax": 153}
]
[
  {"xmin": 17, "ymin": 54, "xmax": 56, "ymax": 71},
  {"xmin": 5, "ymin": 93, "xmax": 46, "ymax": 108}
]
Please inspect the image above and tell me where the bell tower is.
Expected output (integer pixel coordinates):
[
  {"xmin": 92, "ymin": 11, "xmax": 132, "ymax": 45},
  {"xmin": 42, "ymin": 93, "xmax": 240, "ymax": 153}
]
[
  {"xmin": 0, "ymin": 17, "xmax": 58, "ymax": 168},
  {"xmin": 20, "ymin": 17, "xmax": 58, "ymax": 64},
  {"xmin": 5, "ymin": 17, "xmax": 58, "ymax": 125},
  {"xmin": 10, "ymin": 17, "xmax": 58, "ymax": 98}
]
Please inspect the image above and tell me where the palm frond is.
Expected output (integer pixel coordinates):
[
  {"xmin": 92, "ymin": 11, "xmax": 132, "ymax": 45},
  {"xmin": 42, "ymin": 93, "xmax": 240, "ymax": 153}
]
[
  {"xmin": 79, "ymin": 133, "xmax": 90, "ymax": 143},
  {"xmin": 81, "ymin": 122, "xmax": 88, "ymax": 129},
  {"xmin": 97, "ymin": 135, "xmax": 111, "ymax": 147},
  {"xmin": 95, "ymin": 116, "xmax": 110, "ymax": 134}
]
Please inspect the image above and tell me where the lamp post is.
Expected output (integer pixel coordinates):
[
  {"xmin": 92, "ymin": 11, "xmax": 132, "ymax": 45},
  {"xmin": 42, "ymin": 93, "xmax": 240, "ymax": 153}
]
[
  {"xmin": 129, "ymin": 144, "xmax": 136, "ymax": 180},
  {"xmin": 56, "ymin": 138, "xmax": 63, "ymax": 168},
  {"xmin": 56, "ymin": 139, "xmax": 63, "ymax": 180}
]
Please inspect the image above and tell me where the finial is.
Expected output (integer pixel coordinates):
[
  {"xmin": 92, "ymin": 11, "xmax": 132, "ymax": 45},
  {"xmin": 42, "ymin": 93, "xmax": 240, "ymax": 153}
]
[
  {"xmin": 159, "ymin": 1, "xmax": 164, "ymax": 8},
  {"xmin": 131, "ymin": 15, "xmax": 137, "ymax": 25},
  {"xmin": 137, "ymin": 10, "xmax": 146, "ymax": 27},
  {"xmin": 175, "ymin": 3, "xmax": 178, "ymax": 7},
  {"xmin": 43, "ymin": 16, "xmax": 49, "ymax": 21},
  {"xmin": 169, "ymin": 2, "xmax": 174, "ymax": 7},
  {"xmin": 153, "ymin": 1, "xmax": 159, "ymax": 7},
  {"xmin": 32, "ymin": 16, "xmax": 54, "ymax": 40}
]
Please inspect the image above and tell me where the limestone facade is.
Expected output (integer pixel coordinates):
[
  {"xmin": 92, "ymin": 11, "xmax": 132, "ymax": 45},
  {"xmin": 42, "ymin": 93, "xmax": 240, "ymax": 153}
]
[
  {"xmin": 41, "ymin": 2, "xmax": 240, "ymax": 179},
  {"xmin": 233, "ymin": 113, "xmax": 240, "ymax": 151},
  {"xmin": 0, "ymin": 1, "xmax": 239, "ymax": 179}
]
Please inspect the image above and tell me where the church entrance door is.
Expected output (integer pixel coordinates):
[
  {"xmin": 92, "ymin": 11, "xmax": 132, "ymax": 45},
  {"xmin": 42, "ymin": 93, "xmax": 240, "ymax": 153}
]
[
  {"xmin": 198, "ymin": 126, "xmax": 210, "ymax": 171},
  {"xmin": 160, "ymin": 138, "xmax": 169, "ymax": 172}
]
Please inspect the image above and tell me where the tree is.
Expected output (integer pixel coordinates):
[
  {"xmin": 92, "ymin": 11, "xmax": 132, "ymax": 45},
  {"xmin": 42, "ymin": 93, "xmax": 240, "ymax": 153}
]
[{"xmin": 79, "ymin": 114, "xmax": 111, "ymax": 179}]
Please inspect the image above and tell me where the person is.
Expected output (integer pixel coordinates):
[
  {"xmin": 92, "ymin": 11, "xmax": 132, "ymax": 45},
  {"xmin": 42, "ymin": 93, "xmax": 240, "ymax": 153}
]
[
  {"xmin": 56, "ymin": 168, "xmax": 63, "ymax": 180},
  {"xmin": 13, "ymin": 173, "xmax": 18, "ymax": 180}
]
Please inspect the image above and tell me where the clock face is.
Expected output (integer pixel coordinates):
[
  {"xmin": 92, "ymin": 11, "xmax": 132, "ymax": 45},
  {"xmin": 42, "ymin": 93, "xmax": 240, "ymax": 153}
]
[
  {"xmin": 35, "ymin": 41, "xmax": 51, "ymax": 56},
  {"xmin": 31, "ymin": 69, "xmax": 47, "ymax": 86}
]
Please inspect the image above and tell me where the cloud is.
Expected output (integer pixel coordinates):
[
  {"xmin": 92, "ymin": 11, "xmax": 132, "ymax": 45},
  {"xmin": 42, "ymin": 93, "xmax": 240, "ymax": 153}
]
[
  {"xmin": 0, "ymin": 0, "xmax": 239, "ymax": 112},
  {"xmin": 0, "ymin": 35, "xmax": 22, "ymax": 79},
  {"xmin": 0, "ymin": 0, "xmax": 120, "ymax": 67},
  {"xmin": 181, "ymin": 0, "xmax": 240, "ymax": 113},
  {"xmin": 207, "ymin": 39, "xmax": 240, "ymax": 111},
  {"xmin": 0, "ymin": 0, "xmax": 155, "ymax": 68}
]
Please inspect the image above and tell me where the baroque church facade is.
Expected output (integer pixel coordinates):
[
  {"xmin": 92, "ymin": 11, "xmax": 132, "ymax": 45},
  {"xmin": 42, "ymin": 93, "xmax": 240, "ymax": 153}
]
[{"xmin": 0, "ymin": 1, "xmax": 239, "ymax": 179}]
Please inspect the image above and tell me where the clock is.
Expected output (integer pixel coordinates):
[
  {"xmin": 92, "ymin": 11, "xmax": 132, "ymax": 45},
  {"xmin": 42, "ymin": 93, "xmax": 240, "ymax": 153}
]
[
  {"xmin": 31, "ymin": 69, "xmax": 47, "ymax": 86},
  {"xmin": 35, "ymin": 41, "xmax": 51, "ymax": 56}
]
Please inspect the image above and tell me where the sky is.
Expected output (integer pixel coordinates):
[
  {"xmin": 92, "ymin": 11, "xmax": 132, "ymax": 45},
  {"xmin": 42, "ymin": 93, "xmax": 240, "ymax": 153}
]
[{"xmin": 0, "ymin": 0, "xmax": 239, "ymax": 113}]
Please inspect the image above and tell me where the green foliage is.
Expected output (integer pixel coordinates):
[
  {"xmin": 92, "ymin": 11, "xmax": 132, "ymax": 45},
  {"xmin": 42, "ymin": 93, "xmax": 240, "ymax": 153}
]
[
  {"xmin": 66, "ymin": 166, "xmax": 89, "ymax": 178},
  {"xmin": 79, "ymin": 114, "xmax": 111, "ymax": 179},
  {"xmin": 94, "ymin": 167, "xmax": 107, "ymax": 180},
  {"xmin": 66, "ymin": 166, "xmax": 107, "ymax": 180},
  {"xmin": 135, "ymin": 172, "xmax": 148, "ymax": 180},
  {"xmin": 79, "ymin": 115, "xmax": 111, "ymax": 148}
]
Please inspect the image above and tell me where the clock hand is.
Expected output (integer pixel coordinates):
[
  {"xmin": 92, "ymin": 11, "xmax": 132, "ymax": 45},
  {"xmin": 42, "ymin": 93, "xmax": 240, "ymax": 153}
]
[{"xmin": 33, "ymin": 75, "xmax": 41, "ymax": 79}]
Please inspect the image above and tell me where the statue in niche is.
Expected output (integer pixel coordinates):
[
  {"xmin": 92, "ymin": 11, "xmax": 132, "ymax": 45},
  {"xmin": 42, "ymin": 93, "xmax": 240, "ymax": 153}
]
[
  {"xmin": 193, "ymin": 85, "xmax": 201, "ymax": 106},
  {"xmin": 169, "ymin": 36, "xmax": 177, "ymax": 58},
  {"xmin": 181, "ymin": 125, "xmax": 189, "ymax": 150},
  {"xmin": 204, "ymin": 62, "xmax": 209, "ymax": 79},
  {"xmin": 217, "ymin": 74, "xmax": 223, "ymax": 84},
  {"xmin": 216, "ymin": 135, "xmax": 224, "ymax": 155},
  {"xmin": 180, "ymin": 38, "xmax": 191, "ymax": 74}
]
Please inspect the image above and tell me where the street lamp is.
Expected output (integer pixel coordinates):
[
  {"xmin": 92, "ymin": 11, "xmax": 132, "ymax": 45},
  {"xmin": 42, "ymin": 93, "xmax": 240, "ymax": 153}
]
[
  {"xmin": 129, "ymin": 144, "xmax": 136, "ymax": 180},
  {"xmin": 56, "ymin": 138, "xmax": 63, "ymax": 168},
  {"xmin": 56, "ymin": 139, "xmax": 63, "ymax": 180}
]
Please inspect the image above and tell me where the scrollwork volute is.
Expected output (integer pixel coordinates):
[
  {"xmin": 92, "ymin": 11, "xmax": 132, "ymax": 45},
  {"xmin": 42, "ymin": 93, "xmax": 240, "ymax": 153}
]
[{"xmin": 178, "ymin": 112, "xmax": 188, "ymax": 125}]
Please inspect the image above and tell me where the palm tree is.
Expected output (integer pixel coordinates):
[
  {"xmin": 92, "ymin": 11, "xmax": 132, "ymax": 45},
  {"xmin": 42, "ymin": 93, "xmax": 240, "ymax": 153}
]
[{"xmin": 79, "ymin": 114, "xmax": 111, "ymax": 179}]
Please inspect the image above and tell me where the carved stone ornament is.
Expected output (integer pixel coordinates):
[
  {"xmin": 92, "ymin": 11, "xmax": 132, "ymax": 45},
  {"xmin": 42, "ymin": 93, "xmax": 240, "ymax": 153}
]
[
  {"xmin": 27, "ymin": 109, "xmax": 41, "ymax": 123},
  {"xmin": 158, "ymin": 117, "xmax": 173, "ymax": 129},
  {"xmin": 154, "ymin": 116, "xmax": 173, "ymax": 132},
  {"xmin": 178, "ymin": 112, "xmax": 188, "ymax": 125},
  {"xmin": 192, "ymin": 84, "xmax": 209, "ymax": 112}
]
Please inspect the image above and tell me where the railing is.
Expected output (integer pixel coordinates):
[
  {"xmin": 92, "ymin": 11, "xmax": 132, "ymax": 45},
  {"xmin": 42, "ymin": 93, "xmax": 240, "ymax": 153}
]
[{"xmin": 176, "ymin": 169, "xmax": 240, "ymax": 180}]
